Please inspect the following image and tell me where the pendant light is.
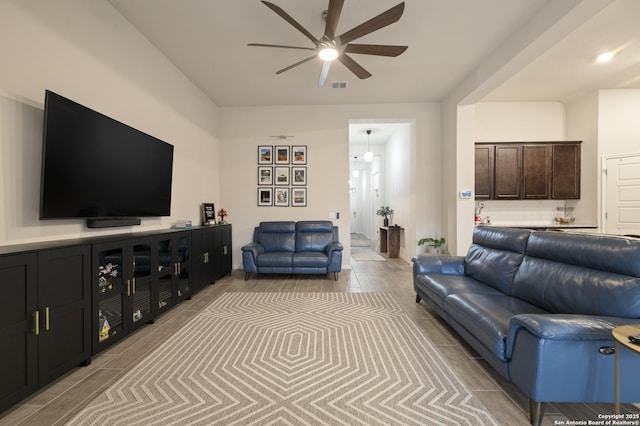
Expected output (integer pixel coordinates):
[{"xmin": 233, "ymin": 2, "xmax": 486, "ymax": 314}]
[
  {"xmin": 352, "ymin": 156, "xmax": 360, "ymax": 178},
  {"xmin": 364, "ymin": 129, "xmax": 373, "ymax": 162}
]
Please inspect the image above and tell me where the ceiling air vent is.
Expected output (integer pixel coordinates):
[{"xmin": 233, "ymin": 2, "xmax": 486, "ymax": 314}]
[{"xmin": 331, "ymin": 81, "xmax": 348, "ymax": 89}]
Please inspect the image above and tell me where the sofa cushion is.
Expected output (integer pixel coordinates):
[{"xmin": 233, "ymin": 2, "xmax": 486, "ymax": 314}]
[
  {"xmin": 512, "ymin": 232, "xmax": 640, "ymax": 318},
  {"xmin": 257, "ymin": 252, "xmax": 293, "ymax": 267},
  {"xmin": 464, "ymin": 227, "xmax": 530, "ymax": 295},
  {"xmin": 293, "ymin": 252, "xmax": 329, "ymax": 268},
  {"xmin": 444, "ymin": 293, "xmax": 548, "ymax": 361},
  {"xmin": 256, "ymin": 221, "xmax": 296, "ymax": 253},
  {"xmin": 415, "ymin": 273, "xmax": 503, "ymax": 309},
  {"xmin": 295, "ymin": 221, "xmax": 335, "ymax": 252}
]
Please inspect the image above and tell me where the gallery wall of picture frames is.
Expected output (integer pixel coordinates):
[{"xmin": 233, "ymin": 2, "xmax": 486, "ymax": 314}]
[{"xmin": 257, "ymin": 145, "xmax": 307, "ymax": 207}]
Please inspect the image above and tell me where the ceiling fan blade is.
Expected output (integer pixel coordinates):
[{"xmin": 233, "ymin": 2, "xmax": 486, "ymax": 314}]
[
  {"xmin": 318, "ymin": 61, "xmax": 331, "ymax": 86},
  {"xmin": 248, "ymin": 43, "xmax": 315, "ymax": 51},
  {"xmin": 338, "ymin": 2, "xmax": 405, "ymax": 45},
  {"xmin": 324, "ymin": 0, "xmax": 344, "ymax": 40},
  {"xmin": 338, "ymin": 53, "xmax": 372, "ymax": 79},
  {"xmin": 261, "ymin": 1, "xmax": 319, "ymax": 45},
  {"xmin": 344, "ymin": 44, "xmax": 407, "ymax": 57},
  {"xmin": 275, "ymin": 55, "xmax": 317, "ymax": 75}
]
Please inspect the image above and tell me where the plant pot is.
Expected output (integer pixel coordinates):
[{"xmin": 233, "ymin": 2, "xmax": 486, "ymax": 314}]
[{"xmin": 383, "ymin": 218, "xmax": 389, "ymax": 227}]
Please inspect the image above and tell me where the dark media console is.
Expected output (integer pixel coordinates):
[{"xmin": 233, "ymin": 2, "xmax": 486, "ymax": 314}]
[
  {"xmin": 86, "ymin": 217, "xmax": 142, "ymax": 228},
  {"xmin": 0, "ymin": 225, "xmax": 232, "ymax": 414}
]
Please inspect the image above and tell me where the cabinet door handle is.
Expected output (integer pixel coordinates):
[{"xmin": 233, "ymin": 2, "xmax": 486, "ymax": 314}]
[
  {"xmin": 204, "ymin": 252, "xmax": 209, "ymax": 263},
  {"xmin": 126, "ymin": 280, "xmax": 131, "ymax": 297},
  {"xmin": 132, "ymin": 278, "xmax": 136, "ymax": 295},
  {"xmin": 44, "ymin": 307, "xmax": 50, "ymax": 331},
  {"xmin": 223, "ymin": 245, "xmax": 228, "ymax": 255},
  {"xmin": 33, "ymin": 311, "xmax": 40, "ymax": 336}
]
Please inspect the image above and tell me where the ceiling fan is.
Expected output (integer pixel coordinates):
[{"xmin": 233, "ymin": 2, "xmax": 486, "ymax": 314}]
[{"xmin": 248, "ymin": 0, "xmax": 408, "ymax": 86}]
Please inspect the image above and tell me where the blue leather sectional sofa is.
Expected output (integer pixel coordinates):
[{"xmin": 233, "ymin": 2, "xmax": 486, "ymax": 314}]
[
  {"xmin": 242, "ymin": 221, "xmax": 343, "ymax": 280},
  {"xmin": 412, "ymin": 226, "xmax": 640, "ymax": 425}
]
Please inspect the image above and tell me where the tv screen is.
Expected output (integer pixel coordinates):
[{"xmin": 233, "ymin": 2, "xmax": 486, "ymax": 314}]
[{"xmin": 40, "ymin": 90, "xmax": 174, "ymax": 222}]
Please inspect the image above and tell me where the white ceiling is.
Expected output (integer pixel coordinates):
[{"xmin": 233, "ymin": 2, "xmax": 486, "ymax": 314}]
[{"xmin": 108, "ymin": 0, "xmax": 640, "ymax": 144}]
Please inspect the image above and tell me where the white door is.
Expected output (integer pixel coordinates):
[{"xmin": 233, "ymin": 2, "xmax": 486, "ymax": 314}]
[{"xmin": 604, "ymin": 155, "xmax": 640, "ymax": 235}]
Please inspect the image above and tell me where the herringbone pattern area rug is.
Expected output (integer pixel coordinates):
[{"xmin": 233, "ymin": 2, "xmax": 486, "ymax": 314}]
[{"xmin": 67, "ymin": 293, "xmax": 498, "ymax": 425}]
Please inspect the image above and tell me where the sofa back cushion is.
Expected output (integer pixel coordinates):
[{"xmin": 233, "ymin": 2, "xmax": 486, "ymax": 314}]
[
  {"xmin": 295, "ymin": 221, "xmax": 336, "ymax": 252},
  {"xmin": 512, "ymin": 231, "xmax": 640, "ymax": 317},
  {"xmin": 464, "ymin": 227, "xmax": 531, "ymax": 295},
  {"xmin": 255, "ymin": 221, "xmax": 296, "ymax": 252}
]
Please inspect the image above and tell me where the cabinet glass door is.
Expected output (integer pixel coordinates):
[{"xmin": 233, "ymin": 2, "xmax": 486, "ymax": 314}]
[
  {"xmin": 175, "ymin": 234, "xmax": 190, "ymax": 299},
  {"xmin": 156, "ymin": 237, "xmax": 174, "ymax": 312},
  {"xmin": 96, "ymin": 246, "xmax": 125, "ymax": 344},
  {"xmin": 131, "ymin": 242, "xmax": 152, "ymax": 327}
]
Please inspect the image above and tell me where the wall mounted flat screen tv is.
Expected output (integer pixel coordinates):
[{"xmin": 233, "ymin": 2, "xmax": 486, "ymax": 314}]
[{"xmin": 40, "ymin": 90, "xmax": 174, "ymax": 227}]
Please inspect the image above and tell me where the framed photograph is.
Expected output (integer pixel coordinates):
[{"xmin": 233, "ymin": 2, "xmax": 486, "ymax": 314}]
[
  {"xmin": 258, "ymin": 166, "xmax": 273, "ymax": 185},
  {"xmin": 291, "ymin": 166, "xmax": 307, "ymax": 185},
  {"xmin": 201, "ymin": 202, "xmax": 215, "ymax": 225},
  {"xmin": 275, "ymin": 145, "xmax": 290, "ymax": 164},
  {"xmin": 274, "ymin": 166, "xmax": 290, "ymax": 185},
  {"xmin": 274, "ymin": 187, "xmax": 289, "ymax": 207},
  {"xmin": 258, "ymin": 145, "xmax": 273, "ymax": 164},
  {"xmin": 292, "ymin": 188, "xmax": 307, "ymax": 207},
  {"xmin": 258, "ymin": 188, "xmax": 272, "ymax": 206},
  {"xmin": 292, "ymin": 145, "xmax": 307, "ymax": 164}
]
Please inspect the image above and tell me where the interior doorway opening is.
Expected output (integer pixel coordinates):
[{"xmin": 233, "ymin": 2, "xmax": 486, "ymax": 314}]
[{"xmin": 348, "ymin": 120, "xmax": 412, "ymax": 257}]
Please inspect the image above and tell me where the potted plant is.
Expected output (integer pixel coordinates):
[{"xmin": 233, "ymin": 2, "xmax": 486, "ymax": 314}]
[
  {"xmin": 418, "ymin": 236, "xmax": 446, "ymax": 254},
  {"xmin": 217, "ymin": 208, "xmax": 228, "ymax": 224},
  {"xmin": 376, "ymin": 206, "xmax": 394, "ymax": 227}
]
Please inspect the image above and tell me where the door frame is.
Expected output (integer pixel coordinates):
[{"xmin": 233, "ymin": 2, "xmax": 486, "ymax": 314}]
[{"xmin": 601, "ymin": 152, "xmax": 640, "ymax": 234}]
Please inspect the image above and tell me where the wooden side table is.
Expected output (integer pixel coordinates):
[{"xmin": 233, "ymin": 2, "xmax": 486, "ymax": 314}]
[
  {"xmin": 612, "ymin": 324, "xmax": 640, "ymax": 414},
  {"xmin": 379, "ymin": 226, "xmax": 403, "ymax": 258}
]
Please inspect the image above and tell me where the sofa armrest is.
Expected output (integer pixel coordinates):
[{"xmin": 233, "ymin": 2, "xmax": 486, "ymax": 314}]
[
  {"xmin": 241, "ymin": 242, "xmax": 264, "ymax": 257},
  {"xmin": 326, "ymin": 241, "xmax": 344, "ymax": 256},
  {"xmin": 505, "ymin": 313, "xmax": 640, "ymax": 358},
  {"xmin": 241, "ymin": 242, "xmax": 264, "ymax": 273},
  {"xmin": 326, "ymin": 241, "xmax": 344, "ymax": 273},
  {"xmin": 412, "ymin": 254, "xmax": 465, "ymax": 276}
]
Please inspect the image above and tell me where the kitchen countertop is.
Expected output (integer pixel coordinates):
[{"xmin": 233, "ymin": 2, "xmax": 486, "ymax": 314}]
[{"xmin": 484, "ymin": 223, "xmax": 598, "ymax": 230}]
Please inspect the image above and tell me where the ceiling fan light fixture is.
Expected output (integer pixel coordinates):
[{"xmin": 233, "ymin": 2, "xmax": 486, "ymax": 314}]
[{"xmin": 319, "ymin": 47, "xmax": 339, "ymax": 61}]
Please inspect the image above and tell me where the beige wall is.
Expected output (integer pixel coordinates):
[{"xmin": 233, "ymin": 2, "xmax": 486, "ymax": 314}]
[
  {"xmin": 0, "ymin": 0, "xmax": 219, "ymax": 245},
  {"xmin": 218, "ymin": 104, "xmax": 441, "ymax": 268}
]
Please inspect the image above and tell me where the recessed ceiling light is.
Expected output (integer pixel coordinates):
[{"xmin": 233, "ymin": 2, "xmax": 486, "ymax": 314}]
[{"xmin": 596, "ymin": 51, "xmax": 615, "ymax": 63}]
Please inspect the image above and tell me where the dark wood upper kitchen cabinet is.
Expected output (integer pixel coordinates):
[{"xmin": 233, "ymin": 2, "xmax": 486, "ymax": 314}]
[
  {"xmin": 474, "ymin": 145, "xmax": 494, "ymax": 200},
  {"xmin": 494, "ymin": 145, "xmax": 521, "ymax": 199},
  {"xmin": 551, "ymin": 144, "xmax": 581, "ymax": 199},
  {"xmin": 475, "ymin": 142, "xmax": 581, "ymax": 200},
  {"xmin": 522, "ymin": 144, "xmax": 551, "ymax": 199}
]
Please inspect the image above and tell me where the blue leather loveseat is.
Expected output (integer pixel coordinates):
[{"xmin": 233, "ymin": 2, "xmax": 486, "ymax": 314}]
[
  {"xmin": 242, "ymin": 221, "xmax": 343, "ymax": 280},
  {"xmin": 412, "ymin": 226, "xmax": 640, "ymax": 425}
]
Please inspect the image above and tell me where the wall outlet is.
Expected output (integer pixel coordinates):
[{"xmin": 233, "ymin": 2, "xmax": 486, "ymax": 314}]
[{"xmin": 460, "ymin": 190, "xmax": 472, "ymax": 199}]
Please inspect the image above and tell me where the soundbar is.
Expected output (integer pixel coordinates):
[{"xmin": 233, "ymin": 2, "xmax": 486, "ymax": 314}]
[{"xmin": 86, "ymin": 217, "xmax": 142, "ymax": 228}]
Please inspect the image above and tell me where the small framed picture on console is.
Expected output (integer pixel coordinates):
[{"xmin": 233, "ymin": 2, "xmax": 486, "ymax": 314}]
[{"xmin": 201, "ymin": 202, "xmax": 215, "ymax": 225}]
